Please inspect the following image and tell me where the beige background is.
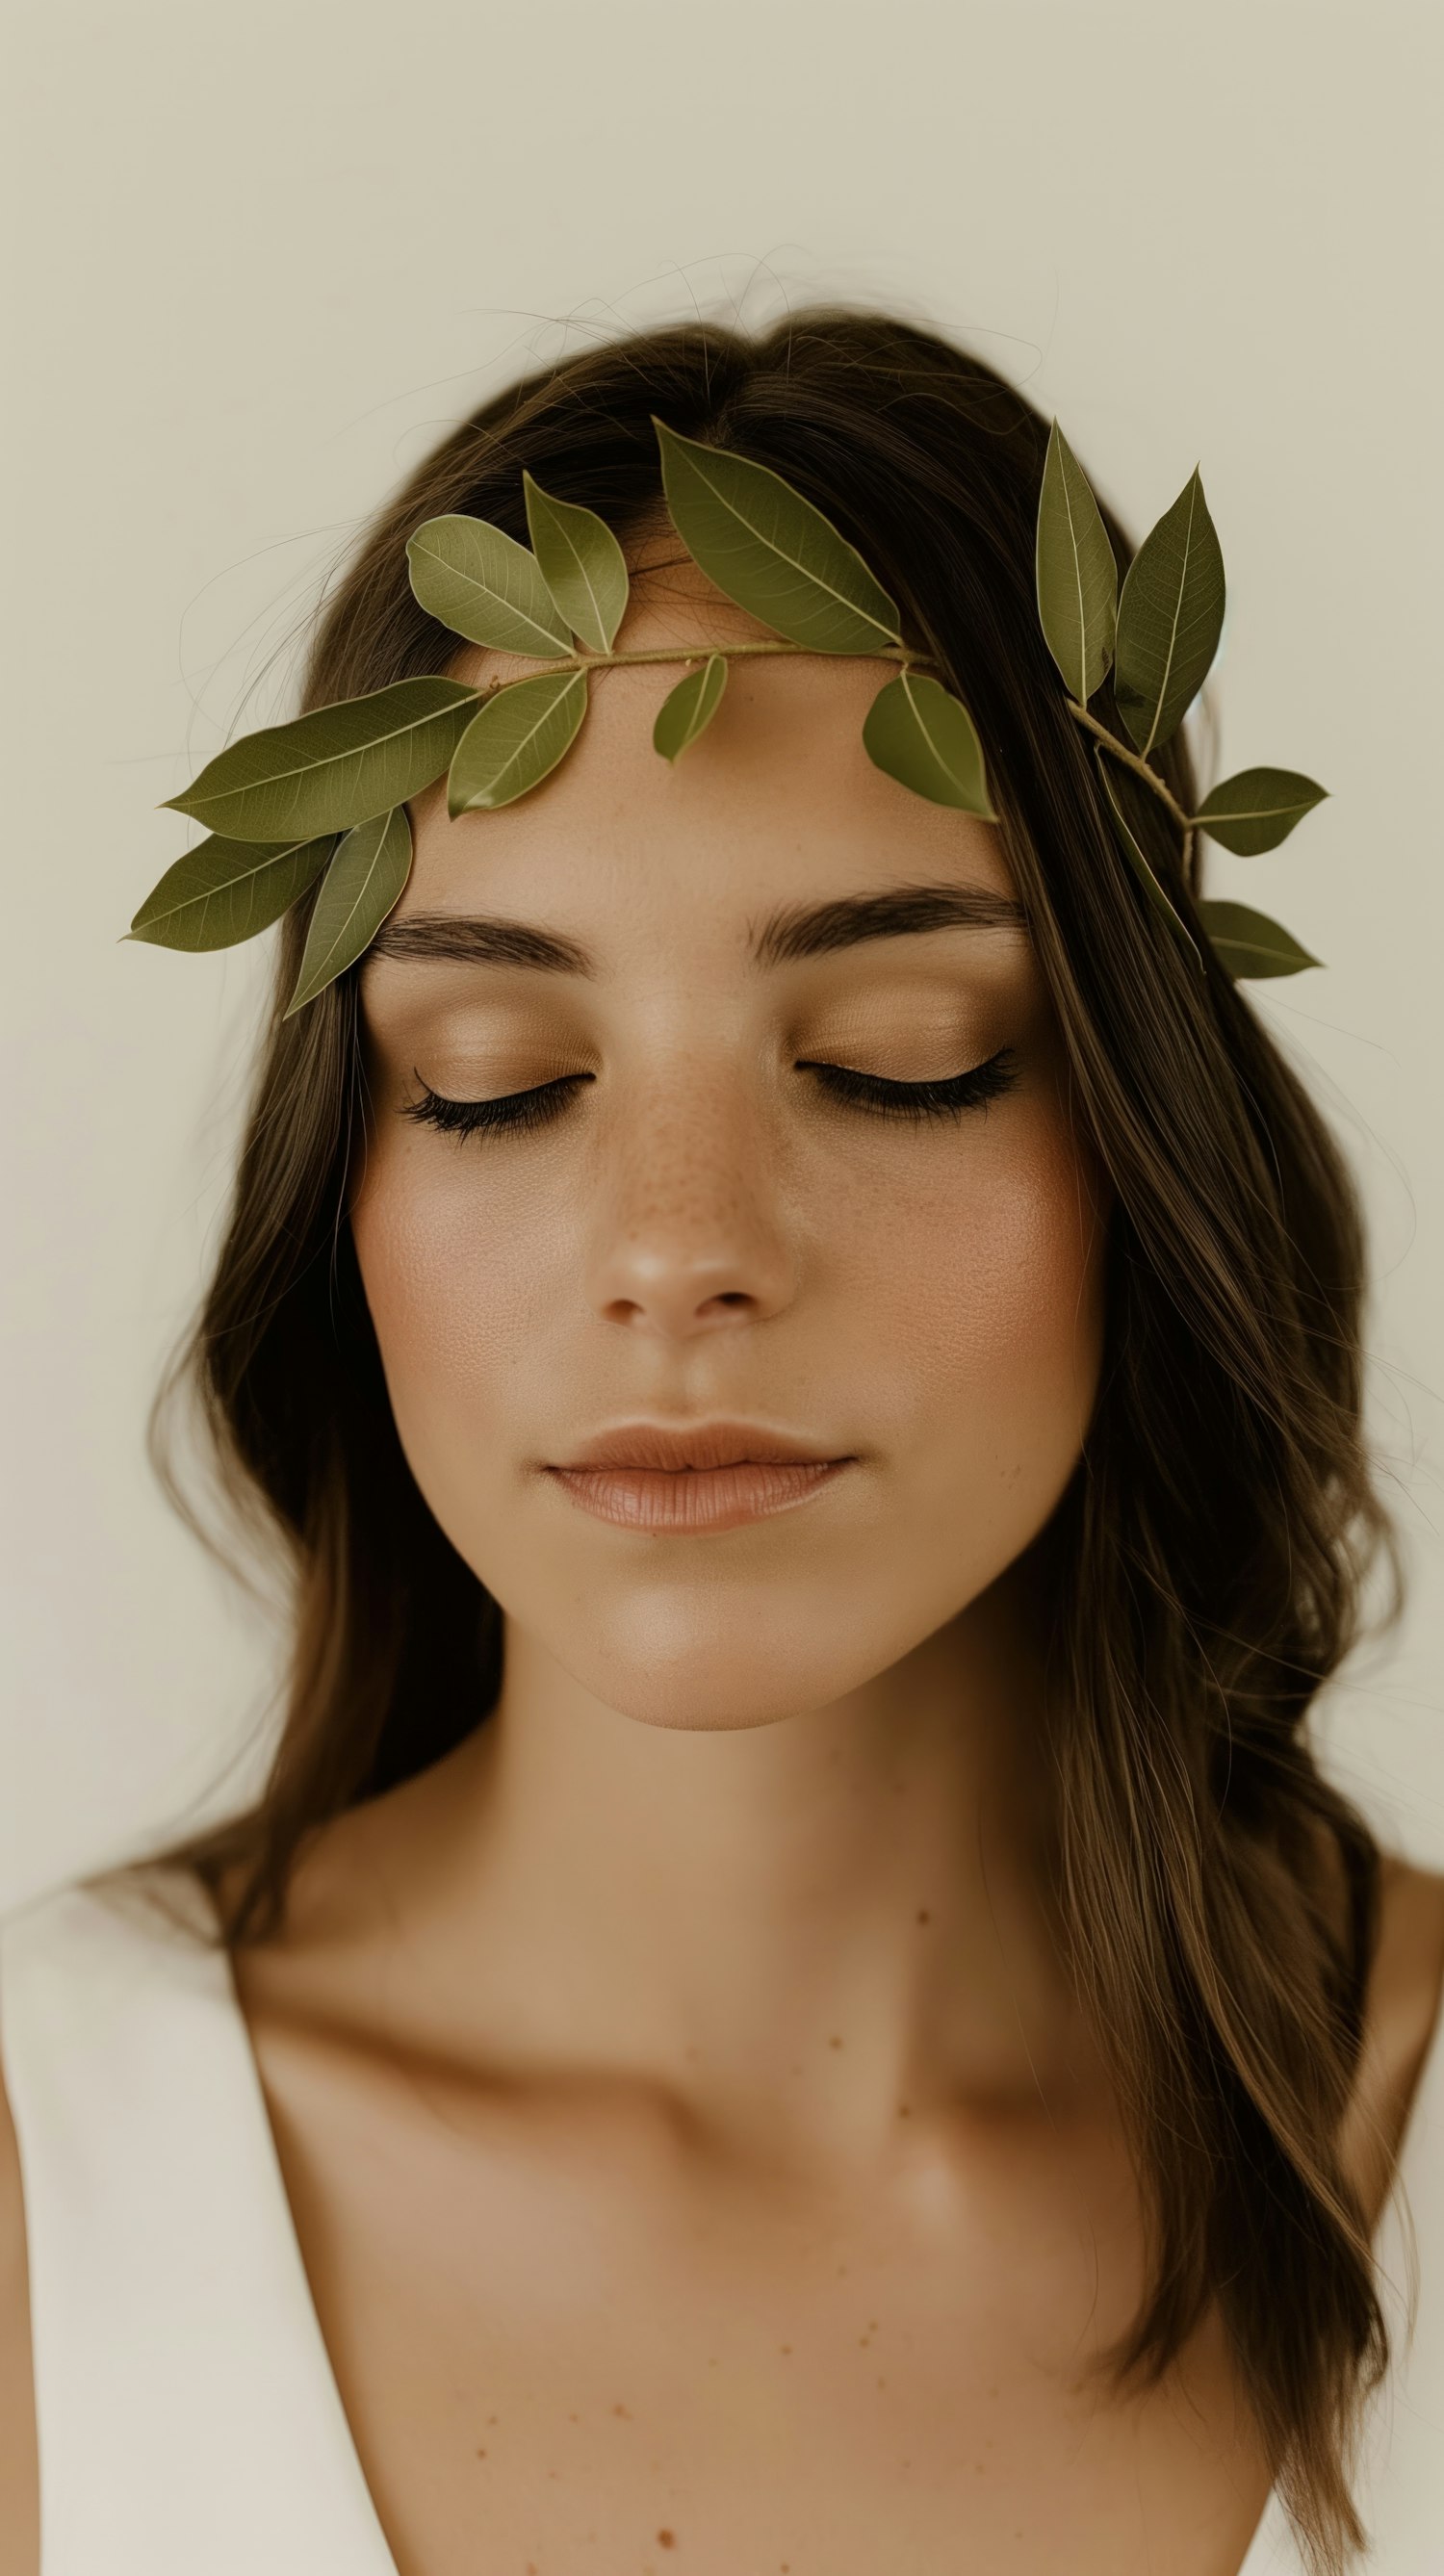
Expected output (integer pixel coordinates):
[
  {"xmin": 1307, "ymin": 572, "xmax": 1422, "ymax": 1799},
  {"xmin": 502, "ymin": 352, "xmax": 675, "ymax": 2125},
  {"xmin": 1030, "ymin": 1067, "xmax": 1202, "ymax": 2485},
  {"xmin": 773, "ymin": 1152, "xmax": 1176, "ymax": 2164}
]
[{"xmin": 2, "ymin": 0, "xmax": 1440, "ymax": 1911}]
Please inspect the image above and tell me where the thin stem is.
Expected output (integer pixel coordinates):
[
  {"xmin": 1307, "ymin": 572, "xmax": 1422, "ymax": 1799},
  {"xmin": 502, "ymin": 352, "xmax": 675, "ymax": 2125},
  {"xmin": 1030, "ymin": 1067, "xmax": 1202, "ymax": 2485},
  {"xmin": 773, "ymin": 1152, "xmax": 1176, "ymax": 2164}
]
[
  {"xmin": 594, "ymin": 640, "xmax": 931, "ymax": 669},
  {"xmin": 475, "ymin": 639, "xmax": 937, "ymax": 693},
  {"xmin": 1065, "ymin": 700, "xmax": 1193, "ymax": 835}
]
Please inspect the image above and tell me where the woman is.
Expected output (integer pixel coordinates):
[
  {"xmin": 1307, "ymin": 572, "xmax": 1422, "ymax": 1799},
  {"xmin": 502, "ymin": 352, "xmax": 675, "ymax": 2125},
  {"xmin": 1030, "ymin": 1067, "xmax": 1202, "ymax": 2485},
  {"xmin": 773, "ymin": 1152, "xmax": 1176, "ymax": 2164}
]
[{"xmin": 2, "ymin": 312, "xmax": 1440, "ymax": 2576}]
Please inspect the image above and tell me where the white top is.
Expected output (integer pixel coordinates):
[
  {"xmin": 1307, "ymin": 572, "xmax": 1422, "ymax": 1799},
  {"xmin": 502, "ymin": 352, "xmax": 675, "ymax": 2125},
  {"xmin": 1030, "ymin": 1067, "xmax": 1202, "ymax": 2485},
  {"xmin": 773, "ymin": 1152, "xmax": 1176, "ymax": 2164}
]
[{"xmin": 1, "ymin": 1865, "xmax": 1440, "ymax": 2574}]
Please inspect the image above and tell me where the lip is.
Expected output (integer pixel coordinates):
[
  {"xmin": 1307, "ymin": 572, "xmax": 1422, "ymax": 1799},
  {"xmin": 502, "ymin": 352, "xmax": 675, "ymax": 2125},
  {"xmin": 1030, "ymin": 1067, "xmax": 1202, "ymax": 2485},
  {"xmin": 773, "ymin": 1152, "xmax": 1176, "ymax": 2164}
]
[{"xmin": 543, "ymin": 1418, "xmax": 858, "ymax": 1535}]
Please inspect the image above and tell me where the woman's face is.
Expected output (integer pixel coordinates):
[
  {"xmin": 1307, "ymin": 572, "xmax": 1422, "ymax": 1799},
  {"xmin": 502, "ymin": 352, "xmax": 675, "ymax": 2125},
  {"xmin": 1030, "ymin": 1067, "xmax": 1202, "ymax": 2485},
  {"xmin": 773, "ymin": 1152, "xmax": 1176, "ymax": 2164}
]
[{"xmin": 352, "ymin": 544, "xmax": 1108, "ymax": 1730}]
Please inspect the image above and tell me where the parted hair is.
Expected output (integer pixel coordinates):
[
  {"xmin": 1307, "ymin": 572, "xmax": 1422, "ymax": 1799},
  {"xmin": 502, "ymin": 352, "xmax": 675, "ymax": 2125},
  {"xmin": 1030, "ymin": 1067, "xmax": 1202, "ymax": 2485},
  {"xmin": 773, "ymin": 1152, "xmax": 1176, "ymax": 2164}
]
[{"xmin": 155, "ymin": 308, "xmax": 1397, "ymax": 2575}]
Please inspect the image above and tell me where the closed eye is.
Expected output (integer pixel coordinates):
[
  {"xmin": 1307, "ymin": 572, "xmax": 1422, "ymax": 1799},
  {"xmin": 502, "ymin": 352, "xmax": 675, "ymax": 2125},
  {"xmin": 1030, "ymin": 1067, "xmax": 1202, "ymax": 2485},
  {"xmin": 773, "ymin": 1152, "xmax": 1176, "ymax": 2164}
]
[
  {"xmin": 799, "ymin": 1049, "xmax": 1019, "ymax": 1122},
  {"xmin": 401, "ymin": 1073, "xmax": 589, "ymax": 1140},
  {"xmin": 401, "ymin": 1047, "xmax": 1019, "ymax": 1140}
]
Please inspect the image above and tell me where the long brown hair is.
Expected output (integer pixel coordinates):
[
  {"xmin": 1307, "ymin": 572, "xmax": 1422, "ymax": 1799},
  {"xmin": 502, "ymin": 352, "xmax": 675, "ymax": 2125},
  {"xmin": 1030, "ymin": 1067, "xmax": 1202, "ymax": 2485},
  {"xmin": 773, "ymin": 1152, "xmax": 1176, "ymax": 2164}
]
[{"xmin": 154, "ymin": 309, "xmax": 1397, "ymax": 2572}]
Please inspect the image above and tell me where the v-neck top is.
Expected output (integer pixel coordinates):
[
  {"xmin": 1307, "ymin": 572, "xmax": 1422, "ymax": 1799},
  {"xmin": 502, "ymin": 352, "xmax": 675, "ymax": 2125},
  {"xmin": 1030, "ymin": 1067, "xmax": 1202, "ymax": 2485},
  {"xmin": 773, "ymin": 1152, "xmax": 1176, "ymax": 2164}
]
[{"xmin": 2, "ymin": 1865, "xmax": 1441, "ymax": 2573}]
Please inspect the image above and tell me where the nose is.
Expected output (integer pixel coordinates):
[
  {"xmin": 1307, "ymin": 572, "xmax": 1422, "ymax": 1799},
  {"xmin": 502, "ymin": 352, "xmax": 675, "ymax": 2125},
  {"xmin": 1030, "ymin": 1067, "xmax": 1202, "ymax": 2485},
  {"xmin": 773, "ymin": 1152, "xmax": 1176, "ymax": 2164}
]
[{"xmin": 582, "ymin": 1059, "xmax": 800, "ymax": 1341}]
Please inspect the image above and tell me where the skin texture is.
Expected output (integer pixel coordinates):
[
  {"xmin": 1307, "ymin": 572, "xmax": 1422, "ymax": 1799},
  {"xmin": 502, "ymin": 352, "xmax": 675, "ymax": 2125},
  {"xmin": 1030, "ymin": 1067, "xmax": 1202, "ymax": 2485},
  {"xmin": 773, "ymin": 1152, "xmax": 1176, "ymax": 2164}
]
[
  {"xmin": 351, "ymin": 551, "xmax": 1105, "ymax": 1743},
  {"xmin": 1, "ymin": 543, "xmax": 1441, "ymax": 2574}
]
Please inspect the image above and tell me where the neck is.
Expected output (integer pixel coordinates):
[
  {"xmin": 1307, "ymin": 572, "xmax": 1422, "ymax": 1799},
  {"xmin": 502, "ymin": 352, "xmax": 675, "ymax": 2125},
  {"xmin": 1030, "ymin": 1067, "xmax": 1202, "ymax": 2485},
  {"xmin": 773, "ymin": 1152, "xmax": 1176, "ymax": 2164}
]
[{"xmin": 336, "ymin": 1569, "xmax": 1095, "ymax": 2177}]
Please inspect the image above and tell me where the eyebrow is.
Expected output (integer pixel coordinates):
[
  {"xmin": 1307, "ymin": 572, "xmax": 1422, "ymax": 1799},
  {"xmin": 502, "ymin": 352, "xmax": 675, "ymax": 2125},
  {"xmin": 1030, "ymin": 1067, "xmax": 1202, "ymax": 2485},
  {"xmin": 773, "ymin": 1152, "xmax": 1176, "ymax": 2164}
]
[{"xmin": 369, "ymin": 881, "xmax": 1029, "ymax": 976}]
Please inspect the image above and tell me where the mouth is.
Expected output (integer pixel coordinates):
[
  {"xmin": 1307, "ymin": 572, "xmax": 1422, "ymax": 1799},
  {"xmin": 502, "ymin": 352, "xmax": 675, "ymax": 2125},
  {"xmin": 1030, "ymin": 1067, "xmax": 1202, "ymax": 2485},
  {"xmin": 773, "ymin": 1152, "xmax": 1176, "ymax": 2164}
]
[{"xmin": 543, "ymin": 1419, "xmax": 858, "ymax": 1535}]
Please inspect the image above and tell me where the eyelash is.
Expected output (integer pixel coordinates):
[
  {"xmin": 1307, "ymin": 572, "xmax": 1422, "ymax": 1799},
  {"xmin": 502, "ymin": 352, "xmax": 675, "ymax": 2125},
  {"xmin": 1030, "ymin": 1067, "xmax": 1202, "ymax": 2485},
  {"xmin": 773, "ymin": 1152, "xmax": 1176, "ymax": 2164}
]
[{"xmin": 401, "ymin": 1049, "xmax": 1019, "ymax": 1140}]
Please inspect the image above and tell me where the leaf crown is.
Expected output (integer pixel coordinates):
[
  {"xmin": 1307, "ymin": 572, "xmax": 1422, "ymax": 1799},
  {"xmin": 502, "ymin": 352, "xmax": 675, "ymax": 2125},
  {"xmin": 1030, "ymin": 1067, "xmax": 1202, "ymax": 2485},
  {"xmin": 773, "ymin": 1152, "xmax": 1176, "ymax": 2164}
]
[{"xmin": 134, "ymin": 418, "xmax": 1325, "ymax": 1015}]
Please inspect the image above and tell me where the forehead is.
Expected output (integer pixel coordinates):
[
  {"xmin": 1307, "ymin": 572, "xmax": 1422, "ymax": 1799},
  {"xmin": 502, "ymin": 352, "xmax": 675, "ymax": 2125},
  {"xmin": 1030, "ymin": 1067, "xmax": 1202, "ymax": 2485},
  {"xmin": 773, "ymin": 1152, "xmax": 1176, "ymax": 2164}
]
[{"xmin": 398, "ymin": 542, "xmax": 1019, "ymax": 964}]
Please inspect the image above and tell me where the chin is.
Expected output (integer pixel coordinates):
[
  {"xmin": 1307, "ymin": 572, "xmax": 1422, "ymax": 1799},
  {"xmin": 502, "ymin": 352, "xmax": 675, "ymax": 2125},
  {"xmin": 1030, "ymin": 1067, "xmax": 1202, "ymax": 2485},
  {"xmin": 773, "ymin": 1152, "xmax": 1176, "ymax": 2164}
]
[
  {"xmin": 534, "ymin": 1571, "xmax": 902, "ymax": 1730},
  {"xmin": 480, "ymin": 1538, "xmax": 1023, "ymax": 1734}
]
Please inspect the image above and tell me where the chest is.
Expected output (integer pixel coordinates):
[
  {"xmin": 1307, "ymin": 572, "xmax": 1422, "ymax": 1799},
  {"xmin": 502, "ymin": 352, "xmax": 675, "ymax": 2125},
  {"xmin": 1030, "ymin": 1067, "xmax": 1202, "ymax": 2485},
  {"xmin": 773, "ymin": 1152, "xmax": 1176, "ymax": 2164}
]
[{"xmin": 254, "ymin": 2036, "xmax": 1276, "ymax": 2576}]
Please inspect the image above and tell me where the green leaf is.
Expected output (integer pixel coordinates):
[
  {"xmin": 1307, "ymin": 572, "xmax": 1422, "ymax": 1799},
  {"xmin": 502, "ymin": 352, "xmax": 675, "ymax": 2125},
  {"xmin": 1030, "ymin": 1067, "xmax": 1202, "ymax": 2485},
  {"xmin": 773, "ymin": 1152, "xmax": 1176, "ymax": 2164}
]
[
  {"xmin": 406, "ymin": 514, "xmax": 572, "ymax": 657},
  {"xmin": 653, "ymin": 655, "xmax": 728, "ymax": 761},
  {"xmin": 1095, "ymin": 749, "xmax": 1202, "ymax": 970},
  {"xmin": 448, "ymin": 669, "xmax": 589, "ymax": 814},
  {"xmin": 1194, "ymin": 766, "xmax": 1328, "ymax": 856},
  {"xmin": 128, "ymin": 832, "xmax": 337, "ymax": 951},
  {"xmin": 523, "ymin": 474, "xmax": 630, "ymax": 654},
  {"xmin": 160, "ymin": 679, "xmax": 480, "ymax": 843},
  {"xmin": 1035, "ymin": 421, "xmax": 1118, "ymax": 703},
  {"xmin": 1196, "ymin": 898, "xmax": 1320, "ymax": 979},
  {"xmin": 285, "ymin": 807, "xmax": 413, "ymax": 1016},
  {"xmin": 861, "ymin": 669, "xmax": 996, "ymax": 816},
  {"xmin": 1113, "ymin": 469, "xmax": 1225, "ymax": 758},
  {"xmin": 654, "ymin": 418, "xmax": 902, "ymax": 655}
]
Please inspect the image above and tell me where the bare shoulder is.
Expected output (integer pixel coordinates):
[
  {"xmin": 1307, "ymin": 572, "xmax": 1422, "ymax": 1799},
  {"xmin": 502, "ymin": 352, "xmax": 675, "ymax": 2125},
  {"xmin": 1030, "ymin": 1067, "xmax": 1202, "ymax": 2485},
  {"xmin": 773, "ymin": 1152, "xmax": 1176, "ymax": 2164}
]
[
  {"xmin": 1369, "ymin": 1852, "xmax": 1444, "ymax": 2102},
  {"xmin": 1341, "ymin": 1850, "xmax": 1444, "ymax": 2229},
  {"xmin": 0, "ymin": 2031, "xmax": 40, "ymax": 2576}
]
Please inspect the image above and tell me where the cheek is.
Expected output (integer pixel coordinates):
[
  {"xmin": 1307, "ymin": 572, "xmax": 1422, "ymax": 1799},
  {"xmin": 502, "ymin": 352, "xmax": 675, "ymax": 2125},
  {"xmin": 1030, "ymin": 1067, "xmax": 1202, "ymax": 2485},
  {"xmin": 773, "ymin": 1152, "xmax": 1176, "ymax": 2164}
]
[
  {"xmin": 917, "ymin": 1119, "xmax": 1100, "ymax": 1404},
  {"xmin": 349, "ymin": 1131, "xmax": 567, "ymax": 1453},
  {"xmin": 841, "ymin": 1103, "xmax": 1105, "ymax": 1555}
]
